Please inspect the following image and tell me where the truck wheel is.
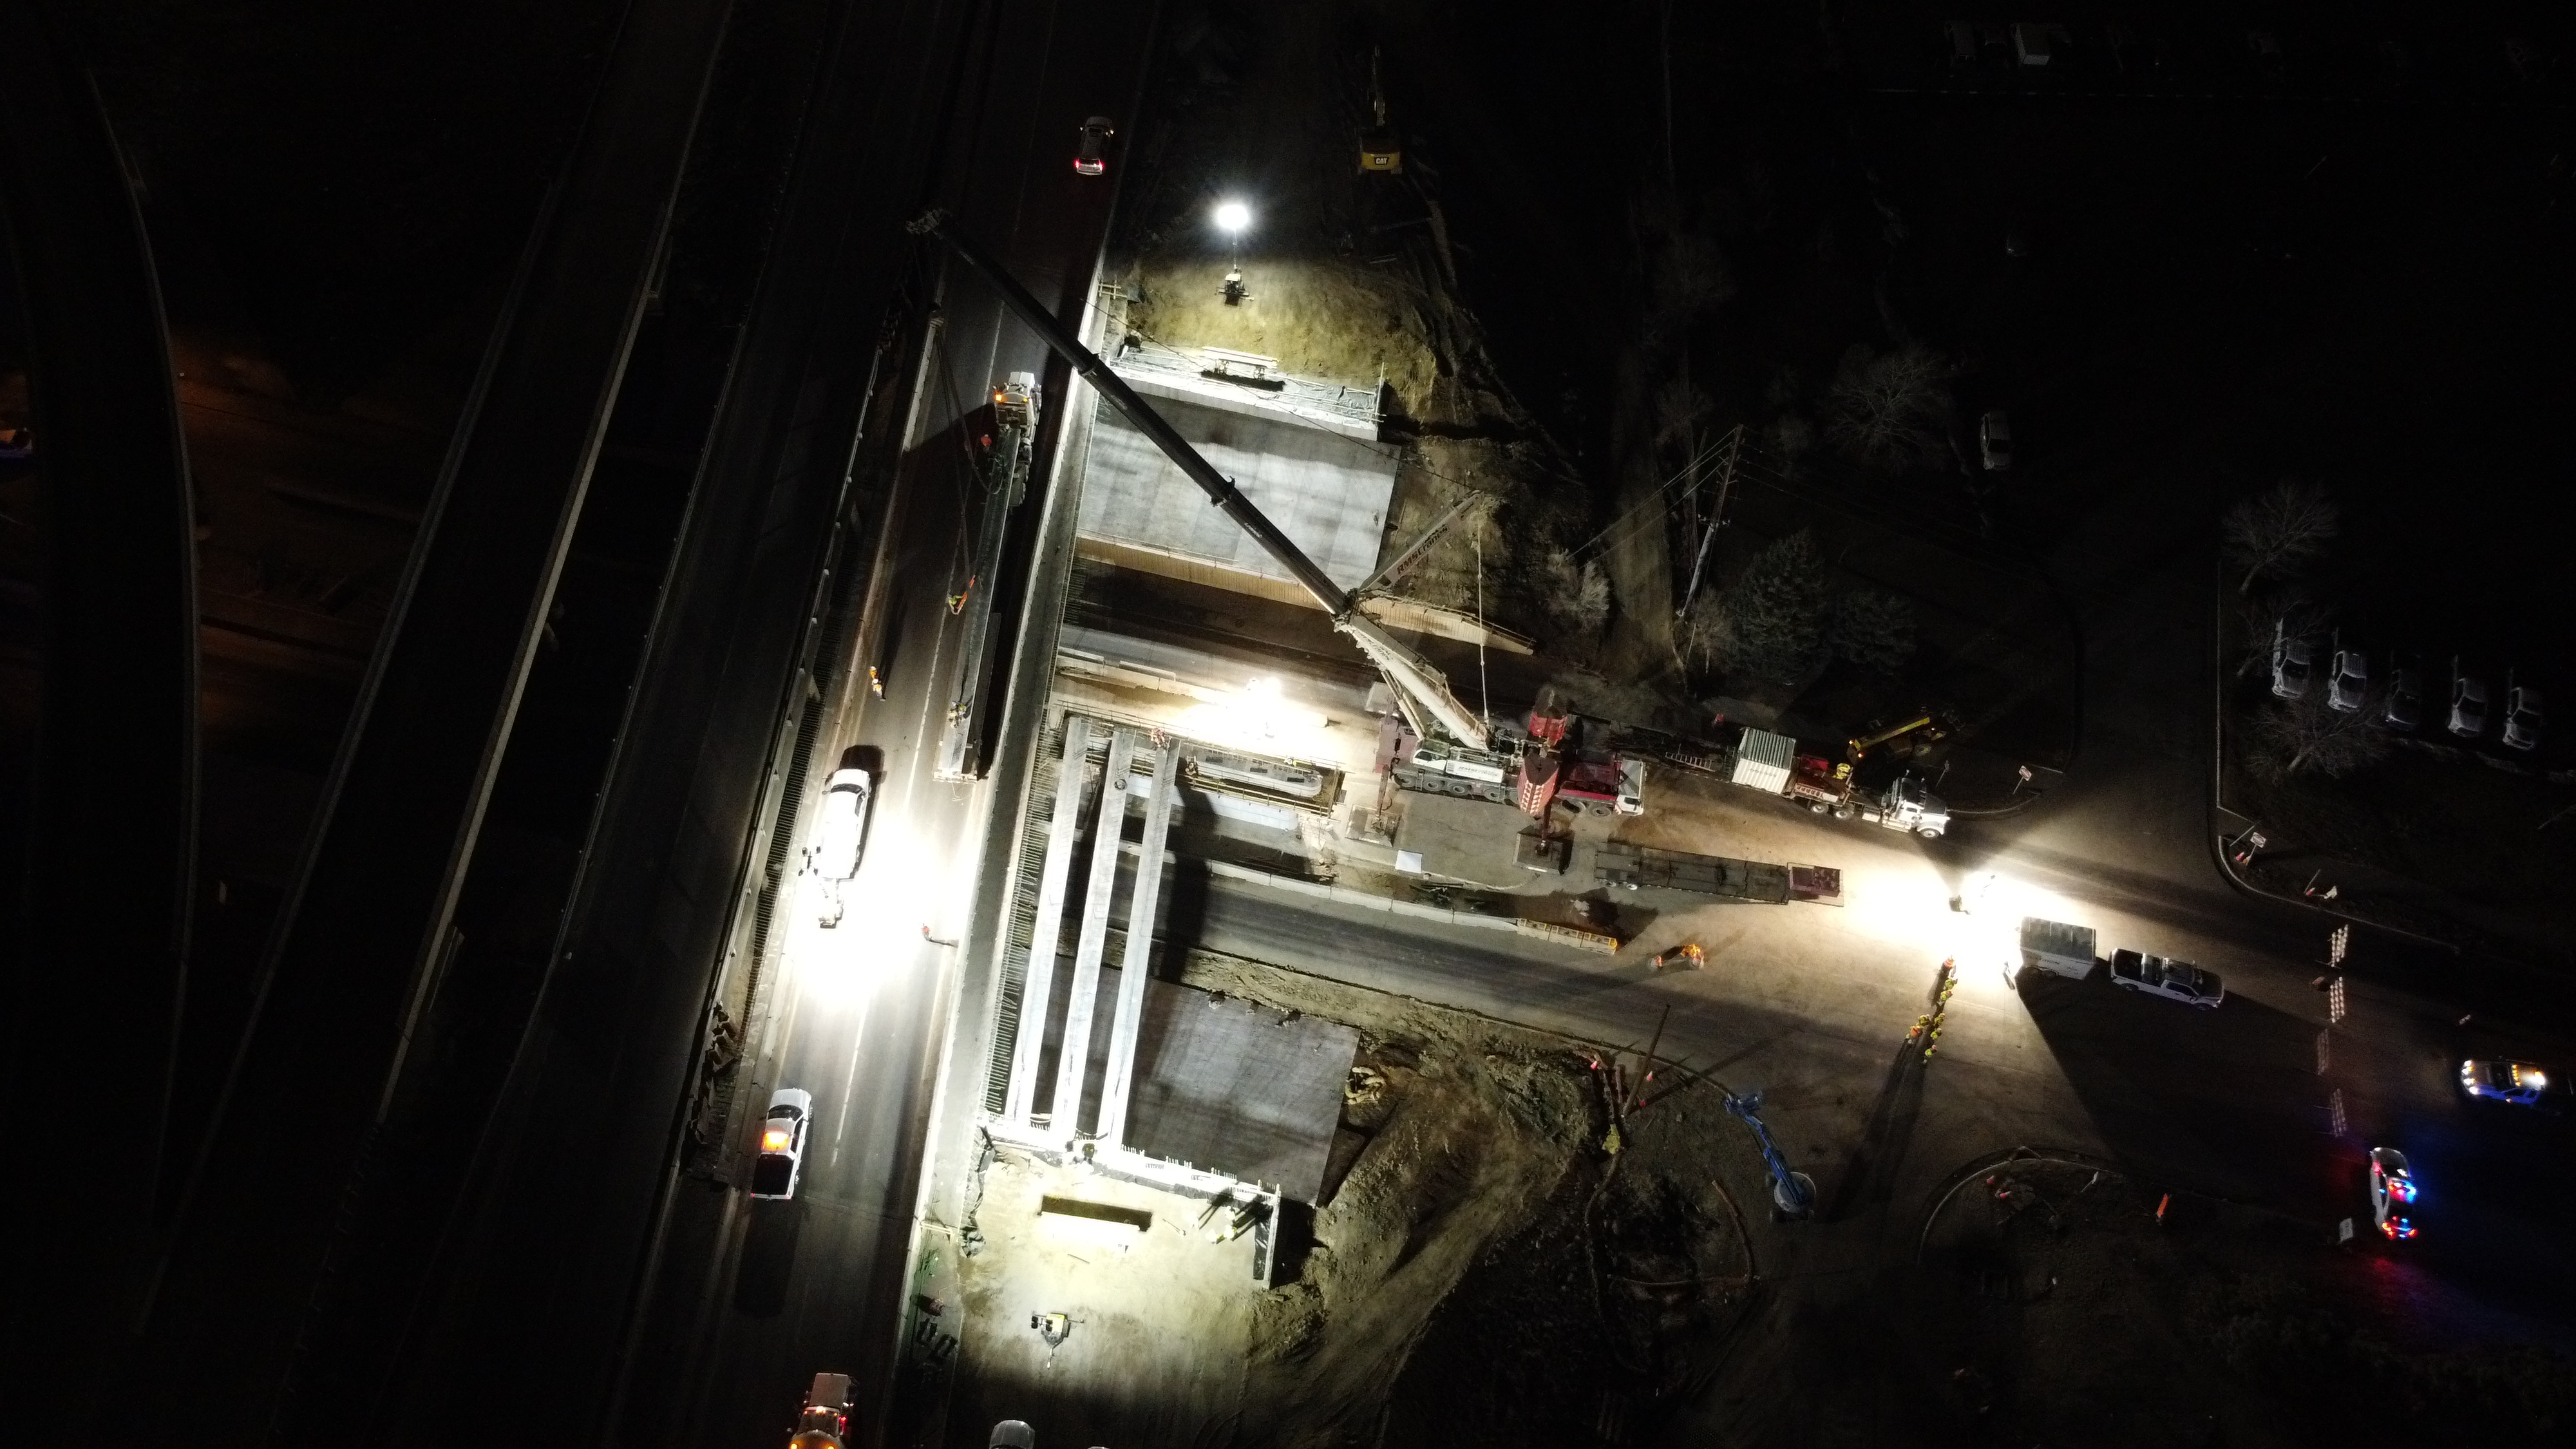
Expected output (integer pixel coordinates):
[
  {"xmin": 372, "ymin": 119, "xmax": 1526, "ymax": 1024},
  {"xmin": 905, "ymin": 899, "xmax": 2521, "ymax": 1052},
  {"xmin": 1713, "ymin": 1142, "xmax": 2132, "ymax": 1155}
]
[
  {"xmin": 1808, "ymin": 802, "xmax": 1830, "ymax": 815},
  {"xmin": 1833, "ymin": 804, "xmax": 1856, "ymax": 820},
  {"xmin": 1917, "ymin": 826, "xmax": 1942, "ymax": 838},
  {"xmin": 1587, "ymin": 802, "xmax": 1610, "ymax": 817}
]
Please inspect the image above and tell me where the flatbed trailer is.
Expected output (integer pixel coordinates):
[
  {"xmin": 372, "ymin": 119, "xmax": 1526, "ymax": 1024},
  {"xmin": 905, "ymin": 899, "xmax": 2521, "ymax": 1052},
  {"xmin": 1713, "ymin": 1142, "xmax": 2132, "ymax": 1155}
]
[{"xmin": 1596, "ymin": 842, "xmax": 1791, "ymax": 902}]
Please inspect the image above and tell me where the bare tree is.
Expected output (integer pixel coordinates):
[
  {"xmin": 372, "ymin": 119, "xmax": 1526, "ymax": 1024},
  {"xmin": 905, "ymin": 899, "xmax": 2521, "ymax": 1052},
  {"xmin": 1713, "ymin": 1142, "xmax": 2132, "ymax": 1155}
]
[
  {"xmin": 1826, "ymin": 343, "xmax": 1956, "ymax": 472},
  {"xmin": 2222, "ymin": 478, "xmax": 2340, "ymax": 596},
  {"xmin": 1674, "ymin": 593, "xmax": 1736, "ymax": 676},
  {"xmin": 1535, "ymin": 544, "xmax": 1610, "ymax": 636},
  {"xmin": 1642, "ymin": 232, "xmax": 1735, "ymax": 354},
  {"xmin": 1765, "ymin": 413, "xmax": 1816, "ymax": 463},
  {"xmin": 2246, "ymin": 688, "xmax": 2391, "ymax": 780},
  {"xmin": 1652, "ymin": 377, "xmax": 1716, "ymax": 456}
]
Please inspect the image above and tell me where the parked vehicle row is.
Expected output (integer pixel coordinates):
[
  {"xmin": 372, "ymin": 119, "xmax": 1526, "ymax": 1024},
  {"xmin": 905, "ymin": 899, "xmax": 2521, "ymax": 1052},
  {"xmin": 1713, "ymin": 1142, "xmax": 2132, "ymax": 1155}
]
[
  {"xmin": 2008, "ymin": 923, "xmax": 2550, "ymax": 1255},
  {"xmin": 2269, "ymin": 629, "xmax": 2544, "ymax": 750}
]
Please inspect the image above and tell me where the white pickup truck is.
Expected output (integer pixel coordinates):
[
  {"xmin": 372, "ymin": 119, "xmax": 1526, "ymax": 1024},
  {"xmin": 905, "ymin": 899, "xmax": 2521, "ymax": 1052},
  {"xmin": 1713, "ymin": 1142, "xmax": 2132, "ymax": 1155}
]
[{"xmin": 2109, "ymin": 949, "xmax": 2224, "ymax": 1009}]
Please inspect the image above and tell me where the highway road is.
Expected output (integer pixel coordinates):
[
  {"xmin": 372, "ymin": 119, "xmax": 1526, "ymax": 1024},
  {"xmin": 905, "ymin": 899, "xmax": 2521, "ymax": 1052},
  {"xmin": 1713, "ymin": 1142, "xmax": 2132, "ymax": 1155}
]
[
  {"xmin": 368, "ymin": 6, "xmax": 1162, "ymax": 1446},
  {"xmin": 611, "ymin": 5, "xmax": 1159, "ymax": 1433},
  {"xmin": 614, "ymin": 8, "xmax": 1163, "ymax": 1448}
]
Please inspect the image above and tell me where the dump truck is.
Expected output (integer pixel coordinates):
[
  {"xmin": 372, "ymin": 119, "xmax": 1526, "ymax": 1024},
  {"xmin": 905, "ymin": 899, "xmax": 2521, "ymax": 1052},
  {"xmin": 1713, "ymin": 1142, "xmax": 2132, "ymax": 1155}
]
[
  {"xmin": 1555, "ymin": 753, "xmax": 1645, "ymax": 816},
  {"xmin": 2018, "ymin": 918, "xmax": 2098, "ymax": 981}
]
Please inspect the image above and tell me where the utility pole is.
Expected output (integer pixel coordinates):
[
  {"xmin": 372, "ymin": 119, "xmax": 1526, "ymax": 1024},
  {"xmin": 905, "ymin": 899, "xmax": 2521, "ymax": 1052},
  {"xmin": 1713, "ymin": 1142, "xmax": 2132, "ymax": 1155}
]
[{"xmin": 1677, "ymin": 424, "xmax": 1745, "ymax": 616}]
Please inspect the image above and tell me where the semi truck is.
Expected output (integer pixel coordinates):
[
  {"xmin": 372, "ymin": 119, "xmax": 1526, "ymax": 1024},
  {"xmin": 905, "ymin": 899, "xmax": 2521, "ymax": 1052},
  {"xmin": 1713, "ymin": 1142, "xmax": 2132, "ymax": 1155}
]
[
  {"xmin": 1388, "ymin": 714, "xmax": 1941, "ymax": 835},
  {"xmin": 1724, "ymin": 726, "xmax": 1951, "ymax": 838},
  {"xmin": 787, "ymin": 1372, "xmax": 853, "ymax": 1449}
]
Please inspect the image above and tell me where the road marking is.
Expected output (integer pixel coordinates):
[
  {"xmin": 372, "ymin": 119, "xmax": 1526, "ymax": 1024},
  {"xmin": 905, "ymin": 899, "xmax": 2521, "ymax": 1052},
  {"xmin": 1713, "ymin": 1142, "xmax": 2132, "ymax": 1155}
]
[{"xmin": 826, "ymin": 994, "xmax": 876, "ymax": 1166}]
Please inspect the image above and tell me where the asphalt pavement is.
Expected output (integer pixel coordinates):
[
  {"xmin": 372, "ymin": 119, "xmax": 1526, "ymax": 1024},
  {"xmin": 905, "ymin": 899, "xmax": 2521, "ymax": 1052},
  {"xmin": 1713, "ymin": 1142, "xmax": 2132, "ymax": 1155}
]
[{"xmin": 610, "ymin": 9, "xmax": 1164, "ymax": 1446}]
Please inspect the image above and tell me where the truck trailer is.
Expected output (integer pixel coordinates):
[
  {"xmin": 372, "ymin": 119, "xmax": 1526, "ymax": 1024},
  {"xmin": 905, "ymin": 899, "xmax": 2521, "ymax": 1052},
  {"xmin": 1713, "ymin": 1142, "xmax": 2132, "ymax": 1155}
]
[{"xmin": 2018, "ymin": 918, "xmax": 2098, "ymax": 980}]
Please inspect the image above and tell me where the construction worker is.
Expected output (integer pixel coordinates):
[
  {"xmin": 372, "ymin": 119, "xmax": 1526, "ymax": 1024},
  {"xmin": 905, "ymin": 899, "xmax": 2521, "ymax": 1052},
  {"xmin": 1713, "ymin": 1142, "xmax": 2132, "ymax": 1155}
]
[{"xmin": 1651, "ymin": 942, "xmax": 1706, "ymax": 972}]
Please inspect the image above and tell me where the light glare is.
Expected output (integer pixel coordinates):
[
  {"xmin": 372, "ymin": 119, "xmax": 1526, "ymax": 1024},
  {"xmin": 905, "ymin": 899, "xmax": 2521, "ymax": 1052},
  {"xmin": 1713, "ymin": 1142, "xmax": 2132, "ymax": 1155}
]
[{"xmin": 1213, "ymin": 200, "xmax": 1252, "ymax": 233}]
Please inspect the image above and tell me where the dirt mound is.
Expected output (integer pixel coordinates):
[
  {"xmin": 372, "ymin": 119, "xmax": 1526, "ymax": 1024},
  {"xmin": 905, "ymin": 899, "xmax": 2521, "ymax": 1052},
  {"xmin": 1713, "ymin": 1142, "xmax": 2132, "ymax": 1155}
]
[{"xmin": 1177, "ymin": 951, "xmax": 1765, "ymax": 1448}]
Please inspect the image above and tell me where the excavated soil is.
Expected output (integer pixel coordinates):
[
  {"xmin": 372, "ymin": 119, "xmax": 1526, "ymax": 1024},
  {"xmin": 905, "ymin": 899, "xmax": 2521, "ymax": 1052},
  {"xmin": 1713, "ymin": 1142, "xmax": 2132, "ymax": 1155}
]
[{"xmin": 1175, "ymin": 950, "xmax": 1765, "ymax": 1449}]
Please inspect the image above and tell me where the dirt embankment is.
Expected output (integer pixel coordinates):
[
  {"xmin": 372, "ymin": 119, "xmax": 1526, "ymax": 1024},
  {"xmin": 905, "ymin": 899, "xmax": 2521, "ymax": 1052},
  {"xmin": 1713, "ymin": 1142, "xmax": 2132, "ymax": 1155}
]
[
  {"xmin": 1180, "ymin": 957, "xmax": 2576, "ymax": 1448},
  {"xmin": 1180, "ymin": 953, "xmax": 1764, "ymax": 1449}
]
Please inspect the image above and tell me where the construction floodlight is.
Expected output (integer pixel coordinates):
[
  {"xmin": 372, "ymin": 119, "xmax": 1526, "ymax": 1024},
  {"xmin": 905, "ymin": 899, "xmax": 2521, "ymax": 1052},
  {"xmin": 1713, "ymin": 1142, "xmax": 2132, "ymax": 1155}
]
[{"xmin": 1213, "ymin": 199, "xmax": 1252, "ymax": 234}]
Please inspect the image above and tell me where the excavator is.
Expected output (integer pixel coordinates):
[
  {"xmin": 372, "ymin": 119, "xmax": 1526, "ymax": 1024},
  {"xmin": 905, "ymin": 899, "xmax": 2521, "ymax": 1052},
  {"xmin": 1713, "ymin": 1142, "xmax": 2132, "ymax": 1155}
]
[{"xmin": 1845, "ymin": 711, "xmax": 1949, "ymax": 765}]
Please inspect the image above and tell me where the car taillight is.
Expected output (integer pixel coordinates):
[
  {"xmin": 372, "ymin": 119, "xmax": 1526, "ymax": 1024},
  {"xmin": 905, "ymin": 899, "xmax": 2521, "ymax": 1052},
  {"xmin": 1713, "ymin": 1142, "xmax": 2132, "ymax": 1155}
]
[{"xmin": 763, "ymin": 1128, "xmax": 791, "ymax": 1152}]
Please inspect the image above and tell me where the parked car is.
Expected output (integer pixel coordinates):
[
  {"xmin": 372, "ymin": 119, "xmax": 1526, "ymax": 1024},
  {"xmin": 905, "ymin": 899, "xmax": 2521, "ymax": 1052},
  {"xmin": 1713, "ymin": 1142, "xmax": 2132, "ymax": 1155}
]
[
  {"xmin": 1978, "ymin": 410, "xmax": 2012, "ymax": 470},
  {"xmin": 2327, "ymin": 648, "xmax": 2369, "ymax": 713},
  {"xmin": 2503, "ymin": 685, "xmax": 2543, "ymax": 752},
  {"xmin": 1073, "ymin": 116, "xmax": 1115, "ymax": 176},
  {"xmin": 2368, "ymin": 1146, "xmax": 2418, "ymax": 1240},
  {"xmin": 2448, "ymin": 670, "xmax": 2488, "ymax": 738},
  {"xmin": 2109, "ymin": 950, "xmax": 2224, "ymax": 1008},
  {"xmin": 2383, "ymin": 666, "xmax": 2424, "ymax": 732},
  {"xmin": 2460, "ymin": 1059, "xmax": 2548, "ymax": 1106},
  {"xmin": 2271, "ymin": 629, "xmax": 2315, "ymax": 700},
  {"xmin": 751, "ymin": 1087, "xmax": 814, "ymax": 1200}
]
